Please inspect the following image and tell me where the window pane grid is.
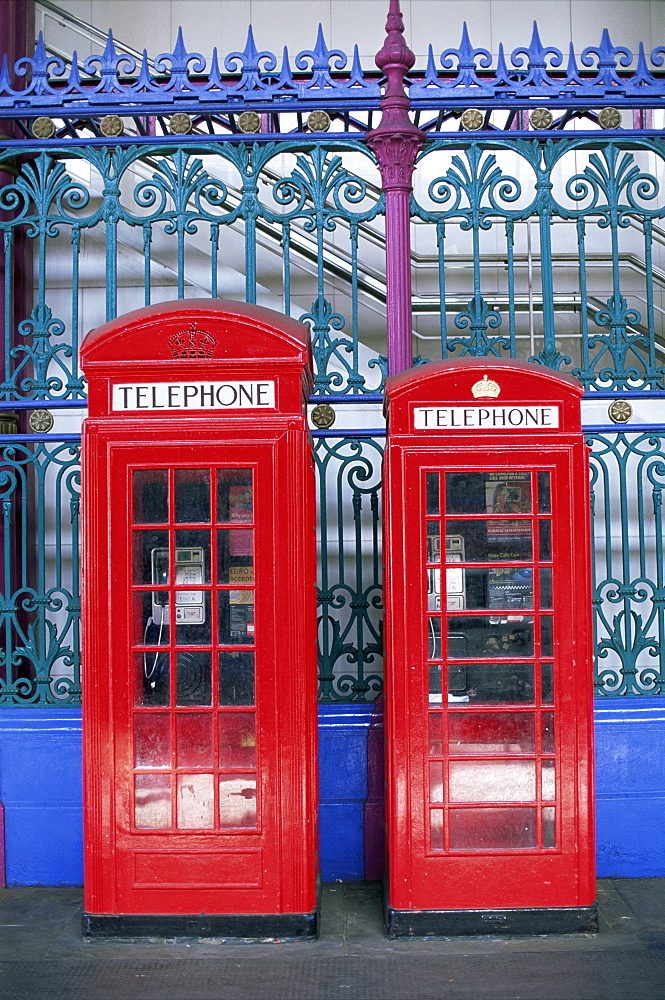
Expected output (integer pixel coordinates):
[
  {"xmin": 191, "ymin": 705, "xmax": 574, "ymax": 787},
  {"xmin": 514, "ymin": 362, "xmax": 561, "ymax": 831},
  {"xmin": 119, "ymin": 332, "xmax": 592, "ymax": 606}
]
[
  {"xmin": 130, "ymin": 466, "xmax": 257, "ymax": 832},
  {"xmin": 425, "ymin": 469, "xmax": 558, "ymax": 853}
]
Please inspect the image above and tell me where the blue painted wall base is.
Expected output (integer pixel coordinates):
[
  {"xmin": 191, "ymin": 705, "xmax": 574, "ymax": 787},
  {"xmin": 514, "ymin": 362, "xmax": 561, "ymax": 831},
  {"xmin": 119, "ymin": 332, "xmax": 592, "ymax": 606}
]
[
  {"xmin": 1, "ymin": 700, "xmax": 664, "ymax": 885},
  {"xmin": 594, "ymin": 697, "xmax": 665, "ymax": 877},
  {"xmin": 0, "ymin": 708, "xmax": 83, "ymax": 886}
]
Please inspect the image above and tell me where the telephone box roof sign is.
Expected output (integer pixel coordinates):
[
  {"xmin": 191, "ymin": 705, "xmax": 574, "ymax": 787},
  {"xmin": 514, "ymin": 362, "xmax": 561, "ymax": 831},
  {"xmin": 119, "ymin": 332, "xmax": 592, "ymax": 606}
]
[
  {"xmin": 81, "ymin": 299, "xmax": 313, "ymax": 419},
  {"xmin": 384, "ymin": 358, "xmax": 584, "ymax": 437}
]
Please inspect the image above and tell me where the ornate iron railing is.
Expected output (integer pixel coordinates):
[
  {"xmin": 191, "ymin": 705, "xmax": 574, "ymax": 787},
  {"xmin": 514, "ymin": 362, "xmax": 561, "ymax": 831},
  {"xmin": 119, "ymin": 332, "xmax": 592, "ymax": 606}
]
[{"xmin": 0, "ymin": 13, "xmax": 663, "ymax": 704}]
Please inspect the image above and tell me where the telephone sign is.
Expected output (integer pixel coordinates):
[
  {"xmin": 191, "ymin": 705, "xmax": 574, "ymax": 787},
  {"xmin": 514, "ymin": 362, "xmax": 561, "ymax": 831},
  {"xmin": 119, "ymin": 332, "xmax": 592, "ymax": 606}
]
[
  {"xmin": 383, "ymin": 359, "xmax": 596, "ymax": 936},
  {"xmin": 81, "ymin": 300, "xmax": 318, "ymax": 939}
]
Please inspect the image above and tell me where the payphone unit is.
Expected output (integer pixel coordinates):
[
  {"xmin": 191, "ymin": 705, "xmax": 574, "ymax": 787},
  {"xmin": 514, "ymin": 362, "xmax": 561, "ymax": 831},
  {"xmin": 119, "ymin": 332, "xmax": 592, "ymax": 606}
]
[
  {"xmin": 383, "ymin": 360, "xmax": 596, "ymax": 936},
  {"xmin": 81, "ymin": 300, "xmax": 318, "ymax": 939}
]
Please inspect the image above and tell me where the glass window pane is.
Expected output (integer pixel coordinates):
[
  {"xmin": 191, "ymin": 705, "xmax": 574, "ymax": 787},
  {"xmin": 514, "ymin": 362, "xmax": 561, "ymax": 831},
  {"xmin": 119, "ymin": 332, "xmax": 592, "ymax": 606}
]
[
  {"xmin": 135, "ymin": 774, "xmax": 171, "ymax": 829},
  {"xmin": 176, "ymin": 651, "xmax": 212, "ymax": 706},
  {"xmin": 539, "ymin": 520, "xmax": 552, "ymax": 561},
  {"xmin": 542, "ymin": 712, "xmax": 555, "ymax": 753},
  {"xmin": 430, "ymin": 809, "xmax": 444, "ymax": 850},
  {"xmin": 537, "ymin": 472, "xmax": 551, "ymax": 513},
  {"xmin": 217, "ymin": 469, "xmax": 253, "ymax": 523},
  {"xmin": 429, "ymin": 664, "xmax": 442, "ymax": 703},
  {"xmin": 426, "ymin": 473, "xmax": 439, "ymax": 515},
  {"xmin": 449, "ymin": 760, "xmax": 536, "ymax": 802},
  {"xmin": 428, "ymin": 616, "xmax": 442, "ymax": 659},
  {"xmin": 175, "ymin": 530, "xmax": 211, "ymax": 584},
  {"xmin": 448, "ymin": 713, "xmax": 535, "ymax": 754},
  {"xmin": 448, "ymin": 662, "xmax": 534, "ymax": 704},
  {"xmin": 449, "ymin": 807, "xmax": 536, "ymax": 849},
  {"xmin": 447, "ymin": 616, "xmax": 534, "ymax": 658},
  {"xmin": 175, "ymin": 595, "xmax": 211, "ymax": 644},
  {"xmin": 136, "ymin": 651, "xmax": 170, "ymax": 707},
  {"xmin": 541, "ymin": 663, "xmax": 553, "ymax": 704},
  {"xmin": 133, "ymin": 470, "xmax": 168, "ymax": 524},
  {"xmin": 447, "ymin": 472, "xmax": 532, "ymax": 514},
  {"xmin": 218, "ymin": 529, "xmax": 254, "ymax": 584},
  {"xmin": 177, "ymin": 773, "xmax": 214, "ymax": 828},
  {"xmin": 429, "ymin": 761, "xmax": 444, "ymax": 803},
  {"xmin": 174, "ymin": 469, "xmax": 210, "ymax": 524},
  {"xmin": 219, "ymin": 713, "xmax": 256, "ymax": 768},
  {"xmin": 539, "ymin": 568, "xmax": 552, "ymax": 609},
  {"xmin": 542, "ymin": 760, "xmax": 555, "ymax": 801},
  {"xmin": 134, "ymin": 593, "xmax": 170, "ymax": 646},
  {"xmin": 428, "ymin": 714, "xmax": 443, "ymax": 755},
  {"xmin": 543, "ymin": 807, "xmax": 556, "ymax": 848},
  {"xmin": 218, "ymin": 590, "xmax": 254, "ymax": 646},
  {"xmin": 176, "ymin": 713, "xmax": 213, "ymax": 768},
  {"xmin": 134, "ymin": 714, "xmax": 170, "ymax": 768},
  {"xmin": 219, "ymin": 774, "xmax": 257, "ymax": 828},
  {"xmin": 541, "ymin": 616, "xmax": 553, "ymax": 656},
  {"xmin": 426, "ymin": 523, "xmax": 441, "ymax": 563},
  {"xmin": 133, "ymin": 530, "xmax": 168, "ymax": 585},
  {"xmin": 451, "ymin": 568, "xmax": 533, "ymax": 612},
  {"xmin": 445, "ymin": 520, "xmax": 532, "ymax": 562},
  {"xmin": 219, "ymin": 651, "xmax": 255, "ymax": 705}
]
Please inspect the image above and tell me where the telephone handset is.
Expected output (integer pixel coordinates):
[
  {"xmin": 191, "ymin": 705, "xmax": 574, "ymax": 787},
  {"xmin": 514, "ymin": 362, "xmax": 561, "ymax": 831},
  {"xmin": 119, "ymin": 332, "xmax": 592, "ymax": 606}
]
[
  {"xmin": 428, "ymin": 534, "xmax": 465, "ymax": 611},
  {"xmin": 151, "ymin": 546, "xmax": 205, "ymax": 626}
]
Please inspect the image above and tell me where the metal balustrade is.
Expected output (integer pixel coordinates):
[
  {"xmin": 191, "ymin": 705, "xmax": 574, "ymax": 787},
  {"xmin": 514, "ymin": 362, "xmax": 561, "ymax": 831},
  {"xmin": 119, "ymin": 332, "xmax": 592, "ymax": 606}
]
[{"xmin": 0, "ymin": 13, "xmax": 663, "ymax": 704}]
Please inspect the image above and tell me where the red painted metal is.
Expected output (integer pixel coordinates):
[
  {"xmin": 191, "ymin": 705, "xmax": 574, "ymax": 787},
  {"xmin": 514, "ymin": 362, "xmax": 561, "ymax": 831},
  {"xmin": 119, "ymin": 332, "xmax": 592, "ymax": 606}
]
[
  {"xmin": 81, "ymin": 300, "xmax": 317, "ymax": 921},
  {"xmin": 383, "ymin": 359, "xmax": 595, "ymax": 916}
]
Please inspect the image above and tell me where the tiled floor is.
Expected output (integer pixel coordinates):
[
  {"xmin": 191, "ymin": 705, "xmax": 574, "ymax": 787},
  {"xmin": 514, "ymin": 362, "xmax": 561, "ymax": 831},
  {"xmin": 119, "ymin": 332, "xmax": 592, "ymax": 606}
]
[{"xmin": 0, "ymin": 879, "xmax": 663, "ymax": 999}]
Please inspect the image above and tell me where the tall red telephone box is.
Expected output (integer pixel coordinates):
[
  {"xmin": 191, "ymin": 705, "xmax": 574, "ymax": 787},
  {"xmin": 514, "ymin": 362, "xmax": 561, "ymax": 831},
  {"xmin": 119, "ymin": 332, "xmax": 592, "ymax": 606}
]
[
  {"xmin": 383, "ymin": 360, "xmax": 596, "ymax": 936},
  {"xmin": 81, "ymin": 300, "xmax": 318, "ymax": 938}
]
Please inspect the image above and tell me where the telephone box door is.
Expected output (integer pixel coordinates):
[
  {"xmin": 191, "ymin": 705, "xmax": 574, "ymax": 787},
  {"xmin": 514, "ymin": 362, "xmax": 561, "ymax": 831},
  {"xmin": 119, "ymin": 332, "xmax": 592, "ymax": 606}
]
[{"xmin": 383, "ymin": 361, "xmax": 596, "ymax": 936}]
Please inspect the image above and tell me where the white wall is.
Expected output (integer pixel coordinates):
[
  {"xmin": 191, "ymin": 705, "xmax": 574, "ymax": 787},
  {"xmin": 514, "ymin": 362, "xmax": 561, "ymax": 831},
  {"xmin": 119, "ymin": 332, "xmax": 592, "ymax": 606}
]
[{"xmin": 40, "ymin": 1, "xmax": 662, "ymax": 64}]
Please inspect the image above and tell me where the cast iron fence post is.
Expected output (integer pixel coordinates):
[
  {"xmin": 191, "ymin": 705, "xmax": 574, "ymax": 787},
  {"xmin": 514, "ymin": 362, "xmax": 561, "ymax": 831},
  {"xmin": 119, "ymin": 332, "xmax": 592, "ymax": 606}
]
[{"xmin": 367, "ymin": 0, "xmax": 424, "ymax": 377}]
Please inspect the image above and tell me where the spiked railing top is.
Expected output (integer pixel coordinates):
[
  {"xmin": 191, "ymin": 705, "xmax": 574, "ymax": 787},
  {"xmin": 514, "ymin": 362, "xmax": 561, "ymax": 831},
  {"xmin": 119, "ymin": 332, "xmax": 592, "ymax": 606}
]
[{"xmin": 0, "ymin": 20, "xmax": 663, "ymax": 118}]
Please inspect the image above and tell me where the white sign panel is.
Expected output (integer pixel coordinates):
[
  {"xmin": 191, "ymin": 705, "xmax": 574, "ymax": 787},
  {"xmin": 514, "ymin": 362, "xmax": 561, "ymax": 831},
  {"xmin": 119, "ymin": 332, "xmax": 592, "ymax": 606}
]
[
  {"xmin": 413, "ymin": 405, "xmax": 560, "ymax": 430},
  {"xmin": 112, "ymin": 380, "xmax": 275, "ymax": 412}
]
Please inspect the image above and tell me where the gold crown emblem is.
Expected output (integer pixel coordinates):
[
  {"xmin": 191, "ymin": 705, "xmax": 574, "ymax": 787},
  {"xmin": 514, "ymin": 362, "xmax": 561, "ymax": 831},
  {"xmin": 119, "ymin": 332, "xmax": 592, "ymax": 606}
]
[
  {"xmin": 168, "ymin": 324, "xmax": 217, "ymax": 359},
  {"xmin": 471, "ymin": 374, "xmax": 501, "ymax": 399}
]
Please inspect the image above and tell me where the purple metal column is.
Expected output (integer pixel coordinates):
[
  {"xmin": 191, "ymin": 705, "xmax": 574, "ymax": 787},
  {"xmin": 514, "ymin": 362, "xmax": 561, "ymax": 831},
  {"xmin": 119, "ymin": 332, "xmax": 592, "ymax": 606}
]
[{"xmin": 367, "ymin": 0, "xmax": 424, "ymax": 376}]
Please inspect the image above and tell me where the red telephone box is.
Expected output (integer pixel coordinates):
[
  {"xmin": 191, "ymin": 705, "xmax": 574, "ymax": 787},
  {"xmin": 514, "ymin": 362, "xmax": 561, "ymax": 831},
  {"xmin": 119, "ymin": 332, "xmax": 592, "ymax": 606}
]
[
  {"xmin": 383, "ymin": 359, "xmax": 596, "ymax": 936},
  {"xmin": 80, "ymin": 299, "xmax": 318, "ymax": 938}
]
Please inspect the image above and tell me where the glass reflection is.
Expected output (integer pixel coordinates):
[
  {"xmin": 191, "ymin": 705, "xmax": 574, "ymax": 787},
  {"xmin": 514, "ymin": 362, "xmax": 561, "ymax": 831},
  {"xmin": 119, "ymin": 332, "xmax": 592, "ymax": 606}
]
[
  {"xmin": 176, "ymin": 651, "xmax": 212, "ymax": 706},
  {"xmin": 133, "ymin": 469, "xmax": 168, "ymax": 524},
  {"xmin": 174, "ymin": 469, "xmax": 210, "ymax": 524},
  {"xmin": 176, "ymin": 713, "xmax": 213, "ymax": 768},
  {"xmin": 449, "ymin": 760, "xmax": 536, "ymax": 802},
  {"xmin": 177, "ymin": 773, "xmax": 214, "ymax": 828},
  {"xmin": 445, "ymin": 520, "xmax": 532, "ymax": 562},
  {"xmin": 134, "ymin": 714, "xmax": 170, "ymax": 768},
  {"xmin": 219, "ymin": 774, "xmax": 257, "ymax": 828},
  {"xmin": 537, "ymin": 472, "xmax": 551, "ymax": 513},
  {"xmin": 447, "ymin": 617, "xmax": 534, "ymax": 658},
  {"xmin": 447, "ymin": 662, "xmax": 534, "ymax": 704},
  {"xmin": 429, "ymin": 761, "xmax": 444, "ymax": 803},
  {"xmin": 219, "ymin": 713, "xmax": 256, "ymax": 767},
  {"xmin": 219, "ymin": 651, "xmax": 255, "ymax": 705},
  {"xmin": 217, "ymin": 469, "xmax": 253, "ymax": 523},
  {"xmin": 448, "ymin": 713, "xmax": 535, "ymax": 754},
  {"xmin": 426, "ymin": 473, "xmax": 440, "ymax": 515},
  {"xmin": 449, "ymin": 807, "xmax": 536, "ymax": 849},
  {"xmin": 135, "ymin": 774, "xmax": 171, "ymax": 829}
]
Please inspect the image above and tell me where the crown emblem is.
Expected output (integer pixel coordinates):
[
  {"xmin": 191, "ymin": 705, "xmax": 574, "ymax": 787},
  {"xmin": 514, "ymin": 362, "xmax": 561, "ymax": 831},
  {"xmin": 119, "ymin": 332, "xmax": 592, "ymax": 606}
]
[
  {"xmin": 471, "ymin": 374, "xmax": 501, "ymax": 399},
  {"xmin": 168, "ymin": 323, "xmax": 217, "ymax": 359}
]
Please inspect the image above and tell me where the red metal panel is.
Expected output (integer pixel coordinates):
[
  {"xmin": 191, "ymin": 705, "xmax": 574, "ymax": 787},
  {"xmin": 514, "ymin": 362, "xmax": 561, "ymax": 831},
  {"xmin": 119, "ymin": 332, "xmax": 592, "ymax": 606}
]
[{"xmin": 383, "ymin": 361, "xmax": 594, "ymax": 919}]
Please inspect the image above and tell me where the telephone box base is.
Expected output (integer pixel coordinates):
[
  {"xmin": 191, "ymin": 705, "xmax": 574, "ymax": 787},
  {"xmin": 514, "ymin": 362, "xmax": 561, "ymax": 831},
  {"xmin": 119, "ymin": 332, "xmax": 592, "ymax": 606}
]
[
  {"xmin": 82, "ymin": 908, "xmax": 319, "ymax": 942},
  {"xmin": 384, "ymin": 899, "xmax": 598, "ymax": 938}
]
